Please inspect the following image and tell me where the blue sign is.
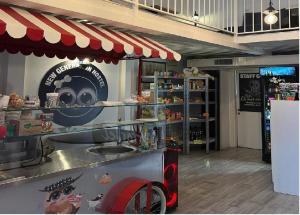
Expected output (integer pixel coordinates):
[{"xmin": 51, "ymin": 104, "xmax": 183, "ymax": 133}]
[
  {"xmin": 260, "ymin": 67, "xmax": 296, "ymax": 76},
  {"xmin": 39, "ymin": 60, "xmax": 108, "ymax": 126}
]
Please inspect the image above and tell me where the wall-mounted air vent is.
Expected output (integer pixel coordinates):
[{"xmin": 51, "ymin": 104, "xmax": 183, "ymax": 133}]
[{"xmin": 214, "ymin": 58, "xmax": 233, "ymax": 65}]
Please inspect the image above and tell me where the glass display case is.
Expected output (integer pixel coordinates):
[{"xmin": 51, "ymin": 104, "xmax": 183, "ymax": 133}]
[
  {"xmin": 0, "ymin": 100, "xmax": 174, "ymax": 213},
  {"xmin": 0, "ymin": 103, "xmax": 168, "ymax": 171}
]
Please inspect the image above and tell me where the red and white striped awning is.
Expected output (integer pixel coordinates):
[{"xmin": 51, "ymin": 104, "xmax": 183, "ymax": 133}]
[{"xmin": 0, "ymin": 5, "xmax": 181, "ymax": 64}]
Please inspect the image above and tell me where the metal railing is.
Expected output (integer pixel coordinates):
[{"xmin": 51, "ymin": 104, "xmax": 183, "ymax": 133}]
[
  {"xmin": 118, "ymin": 0, "xmax": 235, "ymax": 33},
  {"xmin": 114, "ymin": 0, "xmax": 298, "ymax": 35},
  {"xmin": 238, "ymin": 0, "xmax": 299, "ymax": 34}
]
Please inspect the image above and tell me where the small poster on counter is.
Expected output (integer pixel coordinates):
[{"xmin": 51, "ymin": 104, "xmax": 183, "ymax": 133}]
[{"xmin": 239, "ymin": 73, "xmax": 261, "ymax": 112}]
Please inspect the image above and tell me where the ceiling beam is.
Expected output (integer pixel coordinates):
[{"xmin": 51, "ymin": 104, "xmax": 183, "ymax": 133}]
[
  {"xmin": 235, "ymin": 30, "xmax": 299, "ymax": 44},
  {"xmin": 187, "ymin": 54, "xmax": 299, "ymax": 68},
  {"xmin": 0, "ymin": 0, "xmax": 264, "ymax": 56}
]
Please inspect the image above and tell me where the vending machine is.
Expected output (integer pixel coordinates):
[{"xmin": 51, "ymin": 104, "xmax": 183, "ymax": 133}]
[{"xmin": 260, "ymin": 66, "xmax": 298, "ymax": 163}]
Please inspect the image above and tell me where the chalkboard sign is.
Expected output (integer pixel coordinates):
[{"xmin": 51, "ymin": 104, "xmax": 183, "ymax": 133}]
[{"xmin": 239, "ymin": 73, "xmax": 261, "ymax": 112}]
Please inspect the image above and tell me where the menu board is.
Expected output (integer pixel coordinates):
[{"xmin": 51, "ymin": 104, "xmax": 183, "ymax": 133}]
[{"xmin": 239, "ymin": 73, "xmax": 261, "ymax": 112}]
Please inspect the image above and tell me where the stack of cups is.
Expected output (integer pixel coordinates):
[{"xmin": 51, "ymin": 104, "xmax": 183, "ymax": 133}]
[
  {"xmin": 0, "ymin": 112, "xmax": 4, "ymax": 125},
  {"xmin": 46, "ymin": 93, "xmax": 59, "ymax": 108},
  {"xmin": 0, "ymin": 95, "xmax": 10, "ymax": 109}
]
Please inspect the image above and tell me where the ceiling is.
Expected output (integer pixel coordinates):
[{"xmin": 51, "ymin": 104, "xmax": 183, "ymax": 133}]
[
  {"xmin": 144, "ymin": 32, "xmax": 299, "ymax": 59},
  {"xmin": 146, "ymin": 34, "xmax": 249, "ymax": 58},
  {"xmin": 244, "ymin": 40, "xmax": 299, "ymax": 55}
]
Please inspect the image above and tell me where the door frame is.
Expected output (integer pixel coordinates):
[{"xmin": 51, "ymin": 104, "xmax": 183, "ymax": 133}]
[
  {"xmin": 234, "ymin": 69, "xmax": 239, "ymax": 147},
  {"xmin": 234, "ymin": 68, "xmax": 262, "ymax": 149}
]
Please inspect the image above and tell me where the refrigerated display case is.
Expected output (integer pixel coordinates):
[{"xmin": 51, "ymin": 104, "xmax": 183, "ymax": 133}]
[{"xmin": 260, "ymin": 66, "xmax": 299, "ymax": 163}]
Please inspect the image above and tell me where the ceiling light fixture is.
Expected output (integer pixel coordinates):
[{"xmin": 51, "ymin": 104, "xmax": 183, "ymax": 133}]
[{"xmin": 263, "ymin": 0, "xmax": 279, "ymax": 25}]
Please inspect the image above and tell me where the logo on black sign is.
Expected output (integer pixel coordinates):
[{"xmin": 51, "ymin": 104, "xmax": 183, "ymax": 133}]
[{"xmin": 38, "ymin": 61, "xmax": 108, "ymax": 126}]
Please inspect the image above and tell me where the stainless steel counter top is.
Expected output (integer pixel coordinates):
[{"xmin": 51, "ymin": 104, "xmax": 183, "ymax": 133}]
[{"xmin": 0, "ymin": 142, "xmax": 164, "ymax": 187}]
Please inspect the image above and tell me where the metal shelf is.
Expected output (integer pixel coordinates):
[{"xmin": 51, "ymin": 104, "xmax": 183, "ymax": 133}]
[
  {"xmin": 189, "ymin": 89, "xmax": 205, "ymax": 92},
  {"xmin": 141, "ymin": 75, "xmax": 155, "ymax": 79},
  {"xmin": 157, "ymin": 89, "xmax": 184, "ymax": 92},
  {"xmin": 184, "ymin": 76, "xmax": 218, "ymax": 154},
  {"xmin": 165, "ymin": 120, "xmax": 184, "ymax": 125},
  {"xmin": 158, "ymin": 103, "xmax": 184, "ymax": 106},
  {"xmin": 189, "ymin": 102, "xmax": 215, "ymax": 105},
  {"xmin": 189, "ymin": 89, "xmax": 216, "ymax": 92},
  {"xmin": 189, "ymin": 138, "xmax": 216, "ymax": 145},
  {"xmin": 142, "ymin": 76, "xmax": 184, "ymax": 80},
  {"xmin": 157, "ymin": 76, "xmax": 184, "ymax": 80},
  {"xmin": 189, "ymin": 117, "xmax": 216, "ymax": 122}
]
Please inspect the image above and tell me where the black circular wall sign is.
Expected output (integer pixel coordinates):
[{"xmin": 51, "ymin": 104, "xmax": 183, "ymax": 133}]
[{"xmin": 38, "ymin": 61, "xmax": 108, "ymax": 126}]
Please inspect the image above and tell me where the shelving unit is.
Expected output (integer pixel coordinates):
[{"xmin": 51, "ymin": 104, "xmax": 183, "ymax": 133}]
[
  {"xmin": 0, "ymin": 102, "xmax": 170, "ymax": 171},
  {"xmin": 139, "ymin": 60, "xmax": 166, "ymax": 120},
  {"xmin": 184, "ymin": 77, "xmax": 218, "ymax": 154},
  {"xmin": 155, "ymin": 73, "xmax": 185, "ymax": 150},
  {"xmin": 139, "ymin": 59, "xmax": 185, "ymax": 150},
  {"xmin": 138, "ymin": 61, "xmax": 220, "ymax": 154}
]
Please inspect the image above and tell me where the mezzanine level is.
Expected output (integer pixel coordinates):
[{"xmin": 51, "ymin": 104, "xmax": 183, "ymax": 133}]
[
  {"xmin": 0, "ymin": 0, "xmax": 298, "ymax": 57},
  {"xmin": 114, "ymin": 0, "xmax": 299, "ymax": 35}
]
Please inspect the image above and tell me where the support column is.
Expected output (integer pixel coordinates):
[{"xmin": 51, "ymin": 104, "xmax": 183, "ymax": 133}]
[
  {"xmin": 0, "ymin": 52, "xmax": 8, "ymax": 94},
  {"xmin": 6, "ymin": 53, "xmax": 26, "ymax": 96}
]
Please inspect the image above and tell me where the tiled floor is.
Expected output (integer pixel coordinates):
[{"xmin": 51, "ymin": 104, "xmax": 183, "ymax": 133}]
[{"xmin": 174, "ymin": 147, "xmax": 299, "ymax": 214}]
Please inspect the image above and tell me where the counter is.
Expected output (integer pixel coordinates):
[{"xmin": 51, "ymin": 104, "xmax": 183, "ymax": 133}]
[
  {"xmin": 0, "ymin": 141, "xmax": 164, "ymax": 187},
  {"xmin": 271, "ymin": 100, "xmax": 299, "ymax": 196},
  {"xmin": 0, "ymin": 140, "xmax": 166, "ymax": 213}
]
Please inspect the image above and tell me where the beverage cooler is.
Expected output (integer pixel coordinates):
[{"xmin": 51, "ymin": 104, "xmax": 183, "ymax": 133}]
[{"xmin": 260, "ymin": 66, "xmax": 299, "ymax": 163}]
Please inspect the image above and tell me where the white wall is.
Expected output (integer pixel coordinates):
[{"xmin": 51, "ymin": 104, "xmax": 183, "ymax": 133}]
[
  {"xmin": 6, "ymin": 53, "xmax": 26, "ymax": 96},
  {"xmin": 0, "ymin": 52, "xmax": 8, "ymax": 94},
  {"xmin": 24, "ymin": 55, "xmax": 121, "ymax": 100},
  {"xmin": 219, "ymin": 69, "xmax": 237, "ymax": 149}
]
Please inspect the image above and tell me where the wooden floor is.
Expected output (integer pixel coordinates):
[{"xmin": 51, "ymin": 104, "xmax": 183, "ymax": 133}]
[{"xmin": 174, "ymin": 148, "xmax": 299, "ymax": 214}]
